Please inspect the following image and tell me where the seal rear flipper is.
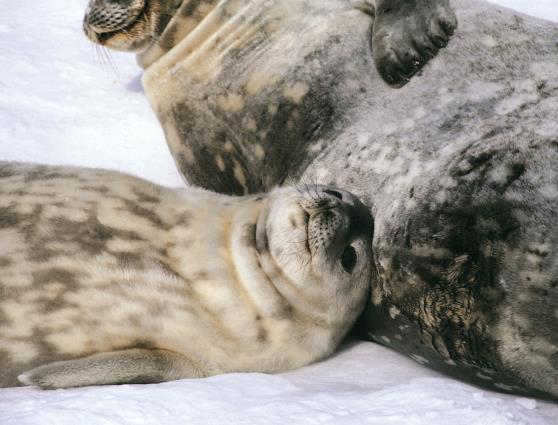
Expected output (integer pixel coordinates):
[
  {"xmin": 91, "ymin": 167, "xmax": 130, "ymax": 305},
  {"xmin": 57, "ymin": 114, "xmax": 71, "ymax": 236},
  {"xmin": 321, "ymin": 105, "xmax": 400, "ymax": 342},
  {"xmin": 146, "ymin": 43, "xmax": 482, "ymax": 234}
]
[
  {"xmin": 355, "ymin": 0, "xmax": 457, "ymax": 87},
  {"xmin": 18, "ymin": 348, "xmax": 204, "ymax": 389}
]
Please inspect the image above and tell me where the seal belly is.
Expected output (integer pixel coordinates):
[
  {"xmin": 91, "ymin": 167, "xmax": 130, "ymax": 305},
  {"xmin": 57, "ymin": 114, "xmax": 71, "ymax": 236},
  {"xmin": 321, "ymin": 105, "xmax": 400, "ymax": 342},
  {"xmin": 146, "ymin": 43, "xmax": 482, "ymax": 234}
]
[
  {"xmin": 143, "ymin": 0, "xmax": 373, "ymax": 194},
  {"xmin": 352, "ymin": 137, "xmax": 558, "ymax": 399}
]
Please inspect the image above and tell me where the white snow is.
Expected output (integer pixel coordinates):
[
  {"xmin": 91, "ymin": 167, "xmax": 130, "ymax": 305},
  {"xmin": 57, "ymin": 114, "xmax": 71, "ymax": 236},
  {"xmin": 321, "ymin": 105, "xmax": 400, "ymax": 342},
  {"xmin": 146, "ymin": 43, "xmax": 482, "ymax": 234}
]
[
  {"xmin": 2, "ymin": 342, "xmax": 558, "ymax": 425},
  {"xmin": 0, "ymin": 0, "xmax": 183, "ymax": 187},
  {"xmin": 0, "ymin": 1, "xmax": 557, "ymax": 424}
]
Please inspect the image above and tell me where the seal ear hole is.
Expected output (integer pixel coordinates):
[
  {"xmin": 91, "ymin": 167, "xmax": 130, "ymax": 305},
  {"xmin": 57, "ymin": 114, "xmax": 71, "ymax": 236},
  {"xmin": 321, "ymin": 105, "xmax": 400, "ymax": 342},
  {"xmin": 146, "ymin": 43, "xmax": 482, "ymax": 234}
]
[{"xmin": 341, "ymin": 245, "xmax": 357, "ymax": 273}]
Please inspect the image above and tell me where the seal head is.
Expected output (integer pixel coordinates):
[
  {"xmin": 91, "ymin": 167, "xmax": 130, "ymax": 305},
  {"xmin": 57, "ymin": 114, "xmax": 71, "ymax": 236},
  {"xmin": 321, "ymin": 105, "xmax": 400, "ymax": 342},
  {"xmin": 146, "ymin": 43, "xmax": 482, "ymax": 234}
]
[
  {"xmin": 256, "ymin": 186, "xmax": 375, "ymax": 327},
  {"xmin": 83, "ymin": 0, "xmax": 184, "ymax": 52}
]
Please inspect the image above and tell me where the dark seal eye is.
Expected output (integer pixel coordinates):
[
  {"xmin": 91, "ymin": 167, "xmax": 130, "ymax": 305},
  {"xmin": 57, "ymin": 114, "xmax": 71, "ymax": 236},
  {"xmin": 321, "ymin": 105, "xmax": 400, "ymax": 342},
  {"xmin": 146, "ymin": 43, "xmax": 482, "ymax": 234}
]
[{"xmin": 341, "ymin": 245, "xmax": 357, "ymax": 273}]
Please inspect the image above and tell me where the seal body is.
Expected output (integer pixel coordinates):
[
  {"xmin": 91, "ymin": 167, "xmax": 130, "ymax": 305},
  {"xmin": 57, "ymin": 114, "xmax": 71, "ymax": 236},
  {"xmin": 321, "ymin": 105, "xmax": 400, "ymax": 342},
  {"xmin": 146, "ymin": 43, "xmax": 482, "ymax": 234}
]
[
  {"xmin": 83, "ymin": 0, "xmax": 558, "ymax": 399},
  {"xmin": 83, "ymin": 0, "xmax": 456, "ymax": 194},
  {"xmin": 0, "ymin": 162, "xmax": 373, "ymax": 388},
  {"xmin": 300, "ymin": 0, "xmax": 558, "ymax": 400}
]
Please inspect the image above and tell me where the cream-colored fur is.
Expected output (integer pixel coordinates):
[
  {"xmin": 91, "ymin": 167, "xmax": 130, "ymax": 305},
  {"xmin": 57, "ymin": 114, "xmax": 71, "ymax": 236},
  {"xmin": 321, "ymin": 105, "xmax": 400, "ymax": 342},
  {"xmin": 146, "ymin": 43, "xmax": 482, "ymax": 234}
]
[{"xmin": 0, "ymin": 162, "xmax": 373, "ymax": 388}]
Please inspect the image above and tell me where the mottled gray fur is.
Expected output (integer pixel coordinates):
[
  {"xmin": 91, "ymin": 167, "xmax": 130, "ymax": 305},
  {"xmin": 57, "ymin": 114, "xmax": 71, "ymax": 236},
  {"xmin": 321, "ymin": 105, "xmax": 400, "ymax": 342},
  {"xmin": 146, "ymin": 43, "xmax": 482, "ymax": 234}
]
[
  {"xmin": 83, "ymin": 0, "xmax": 457, "ymax": 194},
  {"xmin": 301, "ymin": 0, "xmax": 558, "ymax": 400}
]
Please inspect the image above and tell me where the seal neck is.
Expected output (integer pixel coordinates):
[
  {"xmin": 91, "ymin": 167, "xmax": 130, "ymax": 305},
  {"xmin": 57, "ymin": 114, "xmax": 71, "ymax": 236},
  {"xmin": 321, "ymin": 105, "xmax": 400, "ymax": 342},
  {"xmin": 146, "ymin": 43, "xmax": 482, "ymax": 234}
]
[{"xmin": 137, "ymin": 0, "xmax": 222, "ymax": 68}]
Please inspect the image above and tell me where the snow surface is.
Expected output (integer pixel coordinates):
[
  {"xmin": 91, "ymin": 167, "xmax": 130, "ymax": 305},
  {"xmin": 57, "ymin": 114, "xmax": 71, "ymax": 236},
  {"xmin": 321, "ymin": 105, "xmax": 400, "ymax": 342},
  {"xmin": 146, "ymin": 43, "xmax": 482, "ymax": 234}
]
[
  {"xmin": 2, "ymin": 341, "xmax": 558, "ymax": 425},
  {"xmin": 1, "ymin": 1, "xmax": 557, "ymax": 424}
]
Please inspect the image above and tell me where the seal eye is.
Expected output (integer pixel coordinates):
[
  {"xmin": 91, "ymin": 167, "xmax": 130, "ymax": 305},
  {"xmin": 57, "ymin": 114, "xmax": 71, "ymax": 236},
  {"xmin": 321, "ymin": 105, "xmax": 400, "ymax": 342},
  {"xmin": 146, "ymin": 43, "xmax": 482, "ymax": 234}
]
[{"xmin": 341, "ymin": 245, "xmax": 357, "ymax": 273}]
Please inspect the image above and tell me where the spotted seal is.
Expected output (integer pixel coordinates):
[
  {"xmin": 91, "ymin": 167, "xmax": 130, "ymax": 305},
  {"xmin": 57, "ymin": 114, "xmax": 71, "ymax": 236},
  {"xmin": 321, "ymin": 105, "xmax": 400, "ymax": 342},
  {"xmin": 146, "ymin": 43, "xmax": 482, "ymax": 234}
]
[
  {"xmin": 301, "ymin": 1, "xmax": 558, "ymax": 400},
  {"xmin": 83, "ymin": 0, "xmax": 558, "ymax": 400},
  {"xmin": 83, "ymin": 0, "xmax": 457, "ymax": 194},
  {"xmin": 0, "ymin": 162, "xmax": 374, "ymax": 388}
]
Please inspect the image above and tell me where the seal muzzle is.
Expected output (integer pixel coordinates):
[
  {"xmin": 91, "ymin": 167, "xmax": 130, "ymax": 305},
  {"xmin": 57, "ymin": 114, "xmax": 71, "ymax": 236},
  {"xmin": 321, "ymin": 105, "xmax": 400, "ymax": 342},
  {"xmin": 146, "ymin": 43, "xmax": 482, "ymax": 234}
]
[{"xmin": 85, "ymin": 0, "xmax": 146, "ymax": 34}]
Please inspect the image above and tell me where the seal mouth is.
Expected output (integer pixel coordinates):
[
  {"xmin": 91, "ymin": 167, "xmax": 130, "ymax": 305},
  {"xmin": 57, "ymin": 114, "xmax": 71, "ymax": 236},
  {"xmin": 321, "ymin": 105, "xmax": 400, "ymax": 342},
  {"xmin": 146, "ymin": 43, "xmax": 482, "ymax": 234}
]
[
  {"xmin": 254, "ymin": 195, "xmax": 313, "ymax": 259},
  {"xmin": 301, "ymin": 187, "xmax": 373, "ymax": 272},
  {"xmin": 303, "ymin": 210, "xmax": 312, "ymax": 257}
]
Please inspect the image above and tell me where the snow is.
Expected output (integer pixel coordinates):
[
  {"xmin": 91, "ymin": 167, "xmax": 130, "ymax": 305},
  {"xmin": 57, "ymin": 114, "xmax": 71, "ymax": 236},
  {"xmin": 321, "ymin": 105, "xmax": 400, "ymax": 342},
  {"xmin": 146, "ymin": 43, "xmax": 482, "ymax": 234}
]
[
  {"xmin": 0, "ymin": 0, "xmax": 183, "ymax": 187},
  {"xmin": 0, "ymin": 1, "xmax": 557, "ymax": 424},
  {"xmin": 2, "ymin": 342, "xmax": 557, "ymax": 425}
]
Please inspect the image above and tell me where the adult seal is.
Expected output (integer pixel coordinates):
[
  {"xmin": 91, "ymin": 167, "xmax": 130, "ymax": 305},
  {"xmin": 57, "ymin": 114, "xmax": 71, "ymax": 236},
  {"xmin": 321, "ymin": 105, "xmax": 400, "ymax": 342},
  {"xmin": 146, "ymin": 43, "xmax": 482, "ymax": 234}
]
[
  {"xmin": 84, "ymin": 0, "xmax": 558, "ymax": 400},
  {"xmin": 300, "ymin": 1, "xmax": 558, "ymax": 400},
  {"xmin": 0, "ymin": 162, "xmax": 374, "ymax": 389}
]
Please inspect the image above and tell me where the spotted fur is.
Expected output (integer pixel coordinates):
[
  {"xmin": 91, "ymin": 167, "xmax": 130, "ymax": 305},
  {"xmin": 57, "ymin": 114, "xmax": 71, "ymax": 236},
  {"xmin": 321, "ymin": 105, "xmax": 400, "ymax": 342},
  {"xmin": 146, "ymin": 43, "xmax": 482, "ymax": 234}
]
[
  {"xmin": 0, "ymin": 162, "xmax": 373, "ymax": 388},
  {"xmin": 83, "ymin": 0, "xmax": 456, "ymax": 194}
]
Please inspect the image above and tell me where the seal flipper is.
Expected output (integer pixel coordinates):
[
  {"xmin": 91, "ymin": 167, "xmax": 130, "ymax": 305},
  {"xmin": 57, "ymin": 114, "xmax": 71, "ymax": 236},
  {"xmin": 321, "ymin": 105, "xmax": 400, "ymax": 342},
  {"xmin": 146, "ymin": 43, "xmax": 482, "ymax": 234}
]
[
  {"xmin": 18, "ymin": 349, "xmax": 204, "ymax": 389},
  {"xmin": 354, "ymin": 0, "xmax": 457, "ymax": 87}
]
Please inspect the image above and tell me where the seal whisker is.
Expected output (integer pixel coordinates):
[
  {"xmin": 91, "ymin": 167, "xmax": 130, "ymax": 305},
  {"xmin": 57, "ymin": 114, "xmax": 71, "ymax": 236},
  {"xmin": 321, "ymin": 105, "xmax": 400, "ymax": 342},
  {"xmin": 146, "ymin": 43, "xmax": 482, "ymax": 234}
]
[
  {"xmin": 94, "ymin": 44, "xmax": 105, "ymax": 67},
  {"xmin": 101, "ymin": 46, "xmax": 119, "ymax": 75}
]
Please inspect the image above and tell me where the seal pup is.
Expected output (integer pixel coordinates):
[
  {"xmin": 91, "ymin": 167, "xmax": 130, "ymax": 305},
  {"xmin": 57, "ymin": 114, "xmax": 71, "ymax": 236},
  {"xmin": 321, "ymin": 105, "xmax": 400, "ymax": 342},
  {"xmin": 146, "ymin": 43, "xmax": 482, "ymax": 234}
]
[
  {"xmin": 83, "ymin": 0, "xmax": 456, "ymax": 194},
  {"xmin": 0, "ymin": 162, "xmax": 374, "ymax": 389}
]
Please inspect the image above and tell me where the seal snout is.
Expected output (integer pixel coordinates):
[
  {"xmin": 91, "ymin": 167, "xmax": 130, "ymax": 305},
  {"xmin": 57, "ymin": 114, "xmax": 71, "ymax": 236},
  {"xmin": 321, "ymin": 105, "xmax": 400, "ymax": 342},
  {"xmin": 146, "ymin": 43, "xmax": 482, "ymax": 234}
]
[
  {"xmin": 84, "ymin": 0, "xmax": 146, "ymax": 38},
  {"xmin": 301, "ymin": 186, "xmax": 374, "ymax": 273}
]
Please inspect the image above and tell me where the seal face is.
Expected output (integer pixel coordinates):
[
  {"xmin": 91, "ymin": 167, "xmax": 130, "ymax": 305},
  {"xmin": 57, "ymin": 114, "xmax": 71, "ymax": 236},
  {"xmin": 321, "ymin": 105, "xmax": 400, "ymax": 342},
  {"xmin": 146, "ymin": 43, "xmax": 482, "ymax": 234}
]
[
  {"xmin": 83, "ymin": 0, "xmax": 184, "ymax": 53},
  {"xmin": 0, "ymin": 162, "xmax": 374, "ymax": 389},
  {"xmin": 83, "ymin": 0, "xmax": 456, "ymax": 195}
]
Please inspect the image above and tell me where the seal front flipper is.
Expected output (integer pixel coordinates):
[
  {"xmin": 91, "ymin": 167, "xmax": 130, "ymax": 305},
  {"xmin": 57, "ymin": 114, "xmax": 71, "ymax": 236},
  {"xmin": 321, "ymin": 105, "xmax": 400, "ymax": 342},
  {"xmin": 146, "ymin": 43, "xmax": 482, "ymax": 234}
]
[
  {"xmin": 354, "ymin": 0, "xmax": 457, "ymax": 87},
  {"xmin": 18, "ymin": 349, "xmax": 204, "ymax": 389}
]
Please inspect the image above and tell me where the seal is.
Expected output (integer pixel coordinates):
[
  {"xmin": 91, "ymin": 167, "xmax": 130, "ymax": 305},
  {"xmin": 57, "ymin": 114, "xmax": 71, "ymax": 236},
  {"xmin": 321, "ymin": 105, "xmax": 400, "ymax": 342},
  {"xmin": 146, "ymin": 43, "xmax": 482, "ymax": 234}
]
[
  {"xmin": 83, "ymin": 0, "xmax": 457, "ymax": 194},
  {"xmin": 298, "ymin": 1, "xmax": 558, "ymax": 400},
  {"xmin": 0, "ymin": 162, "xmax": 374, "ymax": 389},
  {"xmin": 82, "ymin": 0, "xmax": 558, "ymax": 400}
]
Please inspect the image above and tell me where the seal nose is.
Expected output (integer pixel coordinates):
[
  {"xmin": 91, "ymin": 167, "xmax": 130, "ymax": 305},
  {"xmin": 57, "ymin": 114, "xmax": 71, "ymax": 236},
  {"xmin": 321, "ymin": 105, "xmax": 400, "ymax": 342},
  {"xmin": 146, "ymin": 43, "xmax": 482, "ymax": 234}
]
[
  {"xmin": 304, "ymin": 185, "xmax": 374, "ymax": 241},
  {"xmin": 299, "ymin": 186, "xmax": 346, "ymax": 215},
  {"xmin": 302, "ymin": 186, "xmax": 355, "ymax": 208},
  {"xmin": 84, "ymin": 0, "xmax": 145, "ymax": 34}
]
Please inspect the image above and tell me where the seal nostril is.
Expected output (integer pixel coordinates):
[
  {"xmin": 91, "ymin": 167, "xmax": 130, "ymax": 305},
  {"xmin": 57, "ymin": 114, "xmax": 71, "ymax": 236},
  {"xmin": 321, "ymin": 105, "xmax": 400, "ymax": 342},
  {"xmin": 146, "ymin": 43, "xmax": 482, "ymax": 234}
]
[
  {"xmin": 324, "ymin": 189, "xmax": 343, "ymax": 200},
  {"xmin": 341, "ymin": 245, "xmax": 357, "ymax": 273}
]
